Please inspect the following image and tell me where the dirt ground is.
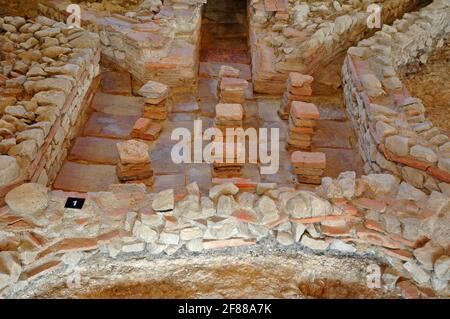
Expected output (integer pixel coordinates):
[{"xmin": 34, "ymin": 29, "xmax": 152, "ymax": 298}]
[{"xmin": 399, "ymin": 41, "xmax": 450, "ymax": 133}]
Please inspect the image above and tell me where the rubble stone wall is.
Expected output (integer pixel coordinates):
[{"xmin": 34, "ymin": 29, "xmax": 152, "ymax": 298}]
[
  {"xmin": 249, "ymin": 0, "xmax": 430, "ymax": 94},
  {"xmin": 342, "ymin": 0, "xmax": 450, "ymax": 194},
  {"xmin": 38, "ymin": 0, "xmax": 206, "ymax": 90},
  {"xmin": 1, "ymin": 172, "xmax": 449, "ymax": 297},
  {"xmin": 0, "ymin": 16, "xmax": 101, "ymax": 203}
]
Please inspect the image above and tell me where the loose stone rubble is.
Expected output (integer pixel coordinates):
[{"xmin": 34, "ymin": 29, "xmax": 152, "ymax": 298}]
[
  {"xmin": 0, "ymin": 15, "xmax": 100, "ymax": 197},
  {"xmin": 0, "ymin": 171, "xmax": 448, "ymax": 298},
  {"xmin": 342, "ymin": 0, "xmax": 450, "ymax": 193}
]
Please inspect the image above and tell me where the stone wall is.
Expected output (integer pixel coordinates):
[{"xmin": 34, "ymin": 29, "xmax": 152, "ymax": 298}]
[
  {"xmin": 38, "ymin": 0, "xmax": 206, "ymax": 90},
  {"xmin": 249, "ymin": 0, "xmax": 429, "ymax": 94},
  {"xmin": 1, "ymin": 172, "xmax": 449, "ymax": 297},
  {"xmin": 0, "ymin": 15, "xmax": 101, "ymax": 203},
  {"xmin": 342, "ymin": 0, "xmax": 450, "ymax": 194}
]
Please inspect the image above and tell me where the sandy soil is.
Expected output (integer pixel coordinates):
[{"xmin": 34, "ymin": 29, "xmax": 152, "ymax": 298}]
[{"xmin": 399, "ymin": 41, "xmax": 450, "ymax": 133}]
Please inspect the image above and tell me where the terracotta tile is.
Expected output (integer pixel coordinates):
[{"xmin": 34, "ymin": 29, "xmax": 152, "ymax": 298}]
[
  {"xmin": 101, "ymin": 71, "xmax": 132, "ymax": 95},
  {"xmin": 38, "ymin": 237, "xmax": 98, "ymax": 259},
  {"xmin": 90, "ymin": 92, "xmax": 144, "ymax": 116},
  {"xmin": 68, "ymin": 137, "xmax": 122, "ymax": 165},
  {"xmin": 203, "ymin": 238, "xmax": 256, "ymax": 250},
  {"xmin": 353, "ymin": 198, "xmax": 387, "ymax": 213},
  {"xmin": 53, "ymin": 162, "xmax": 119, "ymax": 193},
  {"xmin": 313, "ymin": 120, "xmax": 356, "ymax": 149},
  {"xmin": 22, "ymin": 259, "xmax": 62, "ymax": 281},
  {"xmin": 291, "ymin": 101, "xmax": 320, "ymax": 120},
  {"xmin": 83, "ymin": 112, "xmax": 139, "ymax": 139},
  {"xmin": 291, "ymin": 151, "xmax": 326, "ymax": 169}
]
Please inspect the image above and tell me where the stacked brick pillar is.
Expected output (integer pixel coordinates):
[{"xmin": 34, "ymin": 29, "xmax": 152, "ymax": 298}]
[
  {"xmin": 217, "ymin": 65, "xmax": 248, "ymax": 105},
  {"xmin": 116, "ymin": 140, "xmax": 153, "ymax": 187},
  {"xmin": 279, "ymin": 72, "xmax": 313, "ymax": 120},
  {"xmin": 287, "ymin": 101, "xmax": 320, "ymax": 151},
  {"xmin": 137, "ymin": 80, "xmax": 169, "ymax": 120},
  {"xmin": 212, "ymin": 103, "xmax": 244, "ymax": 178}
]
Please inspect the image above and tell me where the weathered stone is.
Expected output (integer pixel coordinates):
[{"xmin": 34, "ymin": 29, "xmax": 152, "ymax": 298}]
[
  {"xmin": 329, "ymin": 240, "xmax": 356, "ymax": 253},
  {"xmin": 292, "ymin": 223, "xmax": 306, "ymax": 242},
  {"xmin": 297, "ymin": 191, "xmax": 332, "ymax": 217},
  {"xmin": 132, "ymin": 220, "xmax": 158, "ymax": 243},
  {"xmin": 152, "ymin": 189, "xmax": 174, "ymax": 212},
  {"xmin": 5, "ymin": 183, "xmax": 48, "ymax": 215},
  {"xmin": 403, "ymin": 260, "xmax": 430, "ymax": 285},
  {"xmin": 34, "ymin": 27, "xmax": 61, "ymax": 39},
  {"xmin": 33, "ymin": 90, "xmax": 66, "ymax": 109},
  {"xmin": 34, "ymin": 78, "xmax": 72, "ymax": 95},
  {"xmin": 180, "ymin": 227, "xmax": 203, "ymax": 241},
  {"xmin": 200, "ymin": 196, "xmax": 216, "ymax": 217},
  {"xmin": 0, "ymin": 155, "xmax": 21, "ymax": 185},
  {"xmin": 0, "ymin": 252, "xmax": 22, "ymax": 290},
  {"xmin": 138, "ymin": 80, "xmax": 169, "ymax": 100},
  {"xmin": 8, "ymin": 140, "xmax": 38, "ymax": 161},
  {"xmin": 209, "ymin": 182, "xmax": 239, "ymax": 201},
  {"xmin": 116, "ymin": 140, "xmax": 150, "ymax": 164},
  {"xmin": 434, "ymin": 255, "xmax": 450, "ymax": 280},
  {"xmin": 401, "ymin": 166, "xmax": 425, "ymax": 189},
  {"xmin": 438, "ymin": 158, "xmax": 450, "ymax": 173},
  {"xmin": 158, "ymin": 231, "xmax": 180, "ymax": 245},
  {"xmin": 396, "ymin": 182, "xmax": 427, "ymax": 203},
  {"xmin": 410, "ymin": 145, "xmax": 438, "ymax": 163},
  {"xmin": 186, "ymin": 238, "xmax": 203, "ymax": 252},
  {"xmin": 255, "ymin": 195, "xmax": 279, "ymax": 224},
  {"xmin": 68, "ymin": 32, "xmax": 100, "ymax": 49},
  {"xmin": 16, "ymin": 129, "xmax": 45, "ymax": 148},
  {"xmin": 413, "ymin": 241, "xmax": 444, "ymax": 271},
  {"xmin": 216, "ymin": 195, "xmax": 238, "ymax": 217},
  {"xmin": 285, "ymin": 195, "xmax": 310, "ymax": 218},
  {"xmin": 300, "ymin": 236, "xmax": 329, "ymax": 251},
  {"xmin": 385, "ymin": 135, "xmax": 410, "ymax": 157},
  {"xmin": 362, "ymin": 174, "xmax": 399, "ymax": 195},
  {"xmin": 277, "ymin": 231, "xmax": 294, "ymax": 246},
  {"xmin": 41, "ymin": 46, "xmax": 71, "ymax": 58}
]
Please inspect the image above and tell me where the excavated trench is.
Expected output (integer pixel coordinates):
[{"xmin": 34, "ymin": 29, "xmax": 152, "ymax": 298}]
[{"xmin": 10, "ymin": 247, "xmax": 399, "ymax": 299}]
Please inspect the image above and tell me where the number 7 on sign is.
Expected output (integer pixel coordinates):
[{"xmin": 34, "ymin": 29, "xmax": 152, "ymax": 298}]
[{"xmin": 66, "ymin": 4, "xmax": 81, "ymax": 29}]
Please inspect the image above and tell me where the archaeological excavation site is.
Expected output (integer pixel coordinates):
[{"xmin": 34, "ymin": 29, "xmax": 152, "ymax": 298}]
[{"xmin": 0, "ymin": 0, "xmax": 449, "ymax": 300}]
